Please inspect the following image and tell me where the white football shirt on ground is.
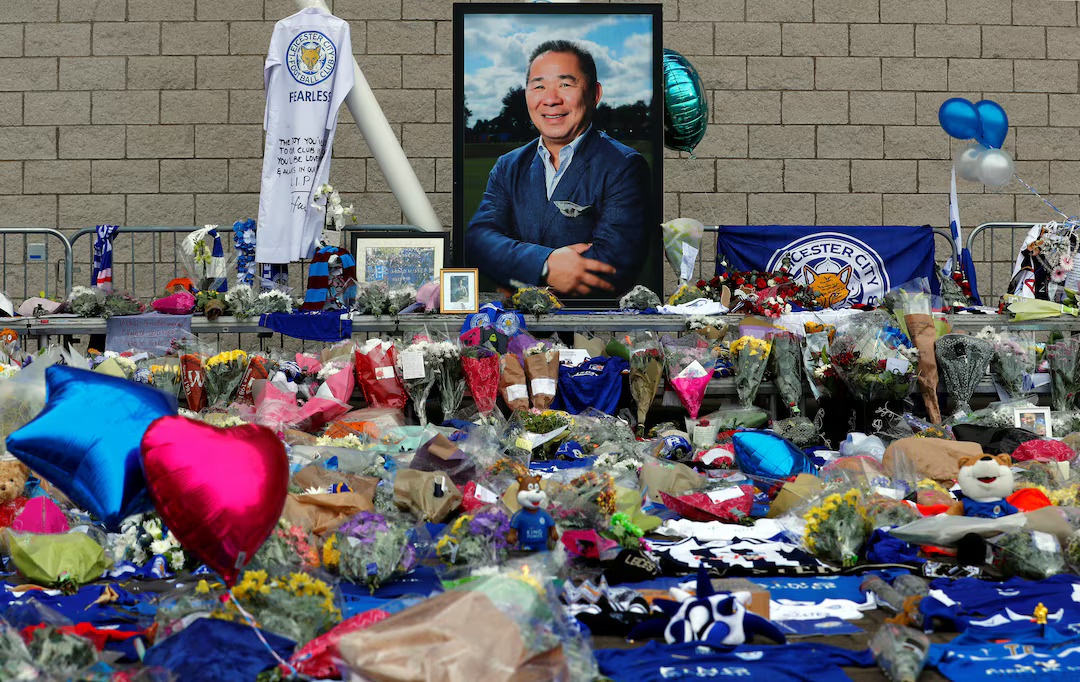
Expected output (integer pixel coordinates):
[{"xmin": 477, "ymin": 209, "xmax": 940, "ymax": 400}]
[{"xmin": 257, "ymin": 7, "xmax": 354, "ymax": 264}]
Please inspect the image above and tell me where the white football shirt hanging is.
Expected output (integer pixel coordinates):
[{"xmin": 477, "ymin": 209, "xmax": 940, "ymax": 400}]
[{"xmin": 257, "ymin": 7, "xmax": 354, "ymax": 264}]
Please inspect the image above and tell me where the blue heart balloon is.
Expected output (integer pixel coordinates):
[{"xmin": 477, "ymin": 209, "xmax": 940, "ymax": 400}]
[
  {"xmin": 974, "ymin": 100, "xmax": 1008, "ymax": 149},
  {"xmin": 733, "ymin": 430, "xmax": 818, "ymax": 480},
  {"xmin": 6, "ymin": 365, "xmax": 177, "ymax": 530},
  {"xmin": 938, "ymin": 98, "xmax": 980, "ymax": 140}
]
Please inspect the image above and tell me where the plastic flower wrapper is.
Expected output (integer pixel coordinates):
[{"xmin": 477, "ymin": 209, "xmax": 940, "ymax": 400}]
[
  {"xmin": 934, "ymin": 334, "xmax": 993, "ymax": 415},
  {"xmin": 799, "ymin": 487, "xmax": 871, "ymax": 567},
  {"xmin": 511, "ymin": 287, "xmax": 562, "ymax": 316},
  {"xmin": 109, "ymin": 512, "xmax": 200, "ymax": 573},
  {"xmin": 179, "ymin": 225, "xmax": 235, "ymax": 293},
  {"xmin": 387, "ymin": 287, "xmax": 416, "ymax": 316},
  {"xmin": 628, "ymin": 334, "xmax": 664, "ymax": 436},
  {"xmin": 619, "ymin": 284, "xmax": 662, "ymax": 311},
  {"xmin": 423, "ymin": 337, "xmax": 462, "ymax": 423},
  {"xmin": 1046, "ymin": 337, "xmax": 1080, "ymax": 411},
  {"xmin": 661, "ymin": 217, "xmax": 704, "ymax": 285},
  {"xmin": 768, "ymin": 331, "xmax": 803, "ymax": 416},
  {"xmin": 234, "ymin": 351, "xmax": 272, "ymax": 405},
  {"xmin": 5, "ymin": 530, "xmax": 112, "ymax": 592},
  {"xmin": 861, "ymin": 494, "xmax": 920, "ymax": 530},
  {"xmin": 827, "ymin": 313, "xmax": 917, "ymax": 404},
  {"xmin": 354, "ymin": 338, "xmax": 406, "ymax": 410},
  {"xmin": 523, "ymin": 343, "xmax": 559, "ymax": 410},
  {"xmin": 984, "ymin": 328, "xmax": 1036, "ymax": 399},
  {"xmin": 65, "ymin": 285, "xmax": 106, "ymax": 317},
  {"xmin": 203, "ymin": 348, "xmax": 249, "ymax": 408},
  {"xmin": 247, "ymin": 517, "xmax": 322, "ymax": 574},
  {"xmin": 729, "ymin": 335, "xmax": 772, "ymax": 408},
  {"xmin": 504, "ymin": 409, "xmax": 572, "ymax": 460},
  {"xmin": 211, "ymin": 569, "xmax": 342, "ymax": 645},
  {"xmin": 435, "ymin": 505, "xmax": 513, "ymax": 567},
  {"xmin": 661, "ymin": 334, "xmax": 719, "ymax": 419},
  {"xmin": 545, "ymin": 470, "xmax": 617, "ymax": 530},
  {"xmin": 462, "ymin": 345, "xmax": 500, "ymax": 415},
  {"xmin": 101, "ymin": 289, "xmax": 145, "ymax": 317},
  {"xmin": 327, "ymin": 510, "xmax": 419, "ymax": 594},
  {"xmin": 989, "ymin": 529, "xmax": 1066, "ymax": 580},
  {"xmin": 667, "ymin": 283, "xmax": 705, "ymax": 306},
  {"xmin": 0, "ymin": 621, "xmax": 102, "ymax": 682},
  {"xmin": 803, "ymin": 330, "xmax": 842, "ymax": 400},
  {"xmin": 568, "ymin": 408, "xmax": 636, "ymax": 453},
  {"xmin": 396, "ymin": 336, "xmax": 440, "ymax": 426},
  {"xmin": 660, "ymin": 482, "xmax": 755, "ymax": 523},
  {"xmin": 353, "ymin": 281, "xmax": 390, "ymax": 316}
]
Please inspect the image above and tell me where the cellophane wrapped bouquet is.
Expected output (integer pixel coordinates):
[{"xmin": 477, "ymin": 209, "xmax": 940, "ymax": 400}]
[
  {"xmin": 324, "ymin": 510, "xmax": 418, "ymax": 594},
  {"xmin": 437, "ymin": 339, "xmax": 466, "ymax": 422},
  {"xmin": 354, "ymin": 338, "xmax": 406, "ymax": 410},
  {"xmin": 661, "ymin": 218, "xmax": 705, "ymax": 285},
  {"xmin": 800, "ymin": 487, "xmax": 871, "ymax": 567},
  {"xmin": 729, "ymin": 335, "xmax": 771, "ymax": 407},
  {"xmin": 110, "ymin": 512, "xmax": 201, "ymax": 573},
  {"xmin": 828, "ymin": 312, "xmax": 918, "ymax": 403},
  {"xmin": 1046, "ymin": 337, "xmax": 1080, "ymax": 411},
  {"xmin": 397, "ymin": 335, "xmax": 440, "ymax": 426},
  {"xmin": 977, "ymin": 327, "xmax": 1035, "ymax": 399},
  {"xmin": 435, "ymin": 506, "xmax": 513, "ymax": 567},
  {"xmin": 203, "ymin": 349, "xmax": 248, "ymax": 408},
  {"xmin": 462, "ymin": 345, "xmax": 500, "ymax": 415},
  {"xmin": 768, "ymin": 331, "xmax": 802, "ymax": 416},
  {"xmin": 661, "ymin": 334, "xmax": 719, "ymax": 419}
]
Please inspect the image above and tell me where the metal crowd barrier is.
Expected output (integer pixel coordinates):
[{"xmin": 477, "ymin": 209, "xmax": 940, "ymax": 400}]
[
  {"xmin": 965, "ymin": 222, "xmax": 1041, "ymax": 308},
  {"xmin": 0, "ymin": 228, "xmax": 73, "ymax": 301}
]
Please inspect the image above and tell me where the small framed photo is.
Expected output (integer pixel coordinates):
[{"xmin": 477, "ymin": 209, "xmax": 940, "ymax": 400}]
[
  {"xmin": 440, "ymin": 268, "xmax": 479, "ymax": 313},
  {"xmin": 1014, "ymin": 406, "xmax": 1052, "ymax": 438},
  {"xmin": 349, "ymin": 230, "xmax": 449, "ymax": 289}
]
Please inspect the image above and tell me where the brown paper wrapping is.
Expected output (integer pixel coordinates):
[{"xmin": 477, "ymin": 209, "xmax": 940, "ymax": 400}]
[
  {"xmin": 292, "ymin": 464, "xmax": 377, "ymax": 496},
  {"xmin": 882, "ymin": 437, "xmax": 982, "ymax": 482},
  {"xmin": 337, "ymin": 590, "xmax": 565, "ymax": 682},
  {"xmin": 394, "ymin": 469, "xmax": 462, "ymax": 522},
  {"xmin": 499, "ymin": 355, "xmax": 529, "ymax": 412},
  {"xmin": 524, "ymin": 352, "xmax": 559, "ymax": 411},
  {"xmin": 767, "ymin": 473, "xmax": 823, "ymax": 518},
  {"xmin": 905, "ymin": 313, "xmax": 941, "ymax": 424},
  {"xmin": 573, "ymin": 333, "xmax": 608, "ymax": 359},
  {"xmin": 638, "ymin": 461, "xmax": 704, "ymax": 504},
  {"xmin": 282, "ymin": 492, "xmax": 375, "ymax": 537}
]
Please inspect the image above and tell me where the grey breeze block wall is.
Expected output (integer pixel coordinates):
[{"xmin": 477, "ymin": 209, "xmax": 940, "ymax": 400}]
[{"xmin": 1, "ymin": 0, "xmax": 1080, "ymax": 300}]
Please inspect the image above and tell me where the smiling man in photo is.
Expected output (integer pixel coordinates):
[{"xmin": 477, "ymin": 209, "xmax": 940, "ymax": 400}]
[{"xmin": 464, "ymin": 40, "xmax": 652, "ymax": 298}]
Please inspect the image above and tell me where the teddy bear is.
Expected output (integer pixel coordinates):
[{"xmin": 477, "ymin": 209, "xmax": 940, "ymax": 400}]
[
  {"xmin": 946, "ymin": 453, "xmax": 1018, "ymax": 519},
  {"xmin": 0, "ymin": 459, "xmax": 30, "ymax": 505}
]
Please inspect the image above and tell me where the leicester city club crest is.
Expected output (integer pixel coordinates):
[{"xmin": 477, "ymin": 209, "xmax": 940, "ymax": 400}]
[
  {"xmin": 287, "ymin": 31, "xmax": 337, "ymax": 86},
  {"xmin": 765, "ymin": 232, "xmax": 890, "ymax": 308}
]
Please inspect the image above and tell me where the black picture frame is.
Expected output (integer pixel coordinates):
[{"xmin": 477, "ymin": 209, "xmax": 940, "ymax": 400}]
[
  {"xmin": 348, "ymin": 230, "xmax": 450, "ymax": 290},
  {"xmin": 453, "ymin": 2, "xmax": 664, "ymax": 308}
]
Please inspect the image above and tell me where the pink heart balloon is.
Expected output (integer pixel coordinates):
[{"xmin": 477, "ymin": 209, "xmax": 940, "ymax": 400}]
[{"xmin": 140, "ymin": 416, "xmax": 288, "ymax": 586}]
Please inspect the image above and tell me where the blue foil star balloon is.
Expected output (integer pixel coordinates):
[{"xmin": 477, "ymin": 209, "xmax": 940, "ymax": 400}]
[{"xmin": 6, "ymin": 365, "xmax": 177, "ymax": 530}]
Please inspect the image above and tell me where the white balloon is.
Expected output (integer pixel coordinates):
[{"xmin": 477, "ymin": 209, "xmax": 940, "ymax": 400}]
[
  {"xmin": 977, "ymin": 148, "xmax": 1015, "ymax": 187},
  {"xmin": 955, "ymin": 142, "xmax": 985, "ymax": 182}
]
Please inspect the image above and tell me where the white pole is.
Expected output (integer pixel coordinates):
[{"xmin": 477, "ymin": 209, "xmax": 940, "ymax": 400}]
[{"xmin": 293, "ymin": 0, "xmax": 443, "ymax": 232}]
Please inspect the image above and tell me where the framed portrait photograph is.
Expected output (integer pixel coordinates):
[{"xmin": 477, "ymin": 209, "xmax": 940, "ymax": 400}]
[
  {"xmin": 440, "ymin": 268, "xmax": 479, "ymax": 313},
  {"xmin": 1014, "ymin": 406, "xmax": 1052, "ymax": 438},
  {"xmin": 453, "ymin": 3, "xmax": 664, "ymax": 307},
  {"xmin": 349, "ymin": 231, "xmax": 449, "ymax": 289}
]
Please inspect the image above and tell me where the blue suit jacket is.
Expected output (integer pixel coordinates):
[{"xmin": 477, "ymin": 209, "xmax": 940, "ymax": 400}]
[{"xmin": 464, "ymin": 129, "xmax": 651, "ymax": 294}]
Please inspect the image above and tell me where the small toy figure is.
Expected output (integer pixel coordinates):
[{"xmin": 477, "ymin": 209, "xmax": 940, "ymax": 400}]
[
  {"xmin": 507, "ymin": 473, "xmax": 558, "ymax": 552},
  {"xmin": 946, "ymin": 454, "xmax": 1018, "ymax": 518}
]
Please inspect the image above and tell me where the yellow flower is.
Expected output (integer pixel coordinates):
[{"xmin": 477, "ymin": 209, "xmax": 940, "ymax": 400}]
[
  {"xmin": 805, "ymin": 537, "xmax": 816, "ymax": 549},
  {"xmin": 822, "ymin": 501, "xmax": 838, "ymax": 513},
  {"xmin": 824, "ymin": 493, "xmax": 842, "ymax": 506},
  {"xmin": 195, "ymin": 579, "xmax": 211, "ymax": 594},
  {"xmin": 322, "ymin": 536, "xmax": 340, "ymax": 567},
  {"xmin": 450, "ymin": 515, "xmax": 471, "ymax": 536},
  {"xmin": 843, "ymin": 489, "xmax": 861, "ymax": 503}
]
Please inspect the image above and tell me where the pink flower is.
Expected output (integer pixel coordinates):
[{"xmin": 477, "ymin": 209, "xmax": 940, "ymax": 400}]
[
  {"xmin": 1062, "ymin": 253, "xmax": 1075, "ymax": 271},
  {"xmin": 1052, "ymin": 265, "xmax": 1068, "ymax": 283}
]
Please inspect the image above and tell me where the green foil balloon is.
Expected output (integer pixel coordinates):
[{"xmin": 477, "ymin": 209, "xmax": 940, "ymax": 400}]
[{"xmin": 662, "ymin": 49, "xmax": 708, "ymax": 154}]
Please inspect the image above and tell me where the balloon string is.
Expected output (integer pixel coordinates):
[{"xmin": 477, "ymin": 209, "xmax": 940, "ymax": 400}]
[
  {"xmin": 228, "ymin": 589, "xmax": 300, "ymax": 677},
  {"xmin": 1013, "ymin": 173, "xmax": 1073, "ymax": 221}
]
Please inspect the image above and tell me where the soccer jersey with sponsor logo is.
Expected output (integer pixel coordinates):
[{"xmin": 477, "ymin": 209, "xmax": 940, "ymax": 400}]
[
  {"xmin": 552, "ymin": 356, "xmax": 628, "ymax": 415},
  {"xmin": 929, "ymin": 622, "xmax": 1080, "ymax": 680},
  {"xmin": 258, "ymin": 7, "xmax": 354, "ymax": 264}
]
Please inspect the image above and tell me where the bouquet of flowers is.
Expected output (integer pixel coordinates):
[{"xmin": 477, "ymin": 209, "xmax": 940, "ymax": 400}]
[
  {"xmin": 991, "ymin": 529, "xmax": 1066, "ymax": 580},
  {"xmin": 935, "ymin": 334, "xmax": 993, "ymax": 415},
  {"xmin": 1046, "ymin": 337, "xmax": 1079, "ymax": 411},
  {"xmin": 512, "ymin": 287, "xmax": 562, "ymax": 316},
  {"xmin": 802, "ymin": 488, "xmax": 871, "ymax": 567},
  {"xmin": 628, "ymin": 335, "xmax": 664, "ymax": 435},
  {"xmin": 500, "ymin": 353, "xmax": 529, "ymax": 412},
  {"xmin": 252, "ymin": 288, "xmax": 293, "ymax": 316},
  {"xmin": 661, "ymin": 335, "xmax": 718, "ymax": 419},
  {"xmin": 354, "ymin": 281, "xmax": 391, "ymax": 316},
  {"xmin": 102, "ymin": 290, "xmax": 144, "ymax": 317},
  {"xmin": 203, "ymin": 349, "xmax": 248, "ymax": 408},
  {"xmin": 437, "ymin": 340, "xmax": 466, "ymax": 422},
  {"xmin": 248, "ymin": 519, "xmax": 321, "ymax": 573},
  {"xmin": 111, "ymin": 513, "xmax": 200, "ymax": 573},
  {"xmin": 435, "ymin": 506, "xmax": 513, "ymax": 566},
  {"xmin": 862, "ymin": 495, "xmax": 920, "ymax": 530},
  {"xmin": 387, "ymin": 287, "xmax": 416, "ymax": 316},
  {"xmin": 312, "ymin": 182, "xmax": 356, "ymax": 246},
  {"xmin": 325, "ymin": 511, "xmax": 418, "ymax": 594},
  {"xmin": 524, "ymin": 344, "xmax": 559, "ymax": 410},
  {"xmin": 354, "ymin": 339, "xmax": 406, "ymax": 410},
  {"xmin": 179, "ymin": 349, "xmax": 208, "ymax": 412},
  {"xmin": 661, "ymin": 217, "xmax": 704, "ymax": 285},
  {"xmin": 897, "ymin": 286, "xmax": 942, "ymax": 423},
  {"xmin": 769, "ymin": 331, "xmax": 802, "ymax": 416},
  {"xmin": 66, "ymin": 285, "xmax": 105, "ymax": 317},
  {"xmin": 218, "ymin": 570, "xmax": 341, "ymax": 644},
  {"xmin": 397, "ymin": 338, "xmax": 440, "ymax": 426},
  {"xmin": 547, "ymin": 470, "xmax": 617, "ymax": 530},
  {"xmin": 828, "ymin": 314, "xmax": 917, "ymax": 404},
  {"xmin": 234, "ymin": 352, "xmax": 272, "ymax": 404},
  {"xmin": 667, "ymin": 283, "xmax": 705, "ymax": 306},
  {"xmin": 619, "ymin": 284, "xmax": 662, "ymax": 311},
  {"xmin": 729, "ymin": 335, "xmax": 771, "ymax": 407},
  {"xmin": 462, "ymin": 345, "xmax": 500, "ymax": 415},
  {"xmin": 224, "ymin": 283, "xmax": 257, "ymax": 319},
  {"xmin": 981, "ymin": 328, "xmax": 1034, "ymax": 399}
]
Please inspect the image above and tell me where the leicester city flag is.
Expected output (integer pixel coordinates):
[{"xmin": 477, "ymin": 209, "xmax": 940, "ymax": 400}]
[{"xmin": 715, "ymin": 226, "xmax": 937, "ymax": 308}]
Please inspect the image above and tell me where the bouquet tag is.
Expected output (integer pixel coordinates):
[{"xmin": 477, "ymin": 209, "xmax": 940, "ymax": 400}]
[
  {"xmin": 531, "ymin": 378, "xmax": 556, "ymax": 396},
  {"xmin": 885, "ymin": 357, "xmax": 910, "ymax": 375},
  {"xmin": 523, "ymin": 425, "xmax": 568, "ymax": 450},
  {"xmin": 399, "ymin": 350, "xmax": 425, "ymax": 380},
  {"xmin": 1032, "ymin": 530, "xmax": 1059, "ymax": 553},
  {"xmin": 675, "ymin": 360, "xmax": 708, "ymax": 380},
  {"xmin": 680, "ymin": 244, "xmax": 699, "ymax": 281},
  {"xmin": 506, "ymin": 384, "xmax": 528, "ymax": 402},
  {"xmin": 374, "ymin": 366, "xmax": 396, "ymax": 381},
  {"xmin": 515, "ymin": 437, "xmax": 534, "ymax": 451},
  {"xmin": 706, "ymin": 487, "xmax": 744, "ymax": 504},
  {"xmin": 559, "ymin": 349, "xmax": 589, "ymax": 366}
]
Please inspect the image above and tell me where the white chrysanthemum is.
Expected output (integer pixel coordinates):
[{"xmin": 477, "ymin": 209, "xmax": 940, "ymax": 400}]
[
  {"xmin": 168, "ymin": 551, "xmax": 186, "ymax": 572},
  {"xmin": 150, "ymin": 539, "xmax": 172, "ymax": 556}
]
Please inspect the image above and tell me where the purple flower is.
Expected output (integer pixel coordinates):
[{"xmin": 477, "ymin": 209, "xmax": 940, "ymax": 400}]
[{"xmin": 339, "ymin": 511, "xmax": 390, "ymax": 540}]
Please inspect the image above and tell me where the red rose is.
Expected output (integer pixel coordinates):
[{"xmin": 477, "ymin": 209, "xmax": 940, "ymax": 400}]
[{"xmin": 696, "ymin": 280, "xmax": 706, "ymax": 288}]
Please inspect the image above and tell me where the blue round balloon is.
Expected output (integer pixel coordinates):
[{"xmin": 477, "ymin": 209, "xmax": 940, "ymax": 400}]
[
  {"xmin": 974, "ymin": 100, "xmax": 1008, "ymax": 149},
  {"xmin": 662, "ymin": 49, "xmax": 708, "ymax": 153},
  {"xmin": 6, "ymin": 365, "xmax": 178, "ymax": 530},
  {"xmin": 733, "ymin": 430, "xmax": 818, "ymax": 480},
  {"xmin": 938, "ymin": 98, "xmax": 979, "ymax": 140}
]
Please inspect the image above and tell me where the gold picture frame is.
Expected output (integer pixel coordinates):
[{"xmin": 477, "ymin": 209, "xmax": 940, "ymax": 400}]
[{"xmin": 439, "ymin": 268, "xmax": 479, "ymax": 314}]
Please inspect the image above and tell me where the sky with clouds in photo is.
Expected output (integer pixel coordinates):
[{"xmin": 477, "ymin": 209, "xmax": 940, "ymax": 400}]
[{"xmin": 462, "ymin": 13, "xmax": 654, "ymax": 126}]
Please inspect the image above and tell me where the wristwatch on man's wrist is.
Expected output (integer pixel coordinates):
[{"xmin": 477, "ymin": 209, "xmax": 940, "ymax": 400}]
[{"xmin": 540, "ymin": 260, "xmax": 550, "ymax": 285}]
